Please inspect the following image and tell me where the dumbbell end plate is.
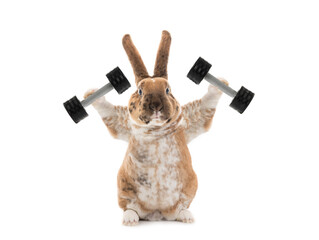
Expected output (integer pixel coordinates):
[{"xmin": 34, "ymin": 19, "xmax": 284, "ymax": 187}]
[
  {"xmin": 229, "ymin": 86, "xmax": 255, "ymax": 114},
  {"xmin": 64, "ymin": 96, "xmax": 88, "ymax": 123},
  {"xmin": 106, "ymin": 67, "xmax": 131, "ymax": 94},
  {"xmin": 187, "ymin": 57, "xmax": 212, "ymax": 84}
]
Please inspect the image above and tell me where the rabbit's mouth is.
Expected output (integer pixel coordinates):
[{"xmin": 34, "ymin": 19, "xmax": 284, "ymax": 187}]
[
  {"xmin": 150, "ymin": 111, "xmax": 170, "ymax": 123},
  {"xmin": 150, "ymin": 111, "xmax": 162, "ymax": 120},
  {"xmin": 138, "ymin": 112, "xmax": 168, "ymax": 125}
]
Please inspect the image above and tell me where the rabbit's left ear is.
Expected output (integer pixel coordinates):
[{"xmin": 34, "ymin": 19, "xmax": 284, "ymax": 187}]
[{"xmin": 153, "ymin": 30, "xmax": 171, "ymax": 79}]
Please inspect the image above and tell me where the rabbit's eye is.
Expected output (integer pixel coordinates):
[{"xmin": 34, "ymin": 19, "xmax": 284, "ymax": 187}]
[
  {"xmin": 166, "ymin": 88, "xmax": 170, "ymax": 94},
  {"xmin": 138, "ymin": 89, "xmax": 143, "ymax": 95}
]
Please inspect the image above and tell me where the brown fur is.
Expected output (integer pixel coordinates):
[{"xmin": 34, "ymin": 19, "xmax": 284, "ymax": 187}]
[
  {"xmin": 85, "ymin": 31, "xmax": 222, "ymax": 223},
  {"xmin": 153, "ymin": 31, "xmax": 171, "ymax": 79},
  {"xmin": 117, "ymin": 31, "xmax": 219, "ymax": 220},
  {"xmin": 123, "ymin": 30, "xmax": 172, "ymax": 85},
  {"xmin": 122, "ymin": 34, "xmax": 149, "ymax": 84},
  {"xmin": 128, "ymin": 77, "xmax": 179, "ymax": 126},
  {"xmin": 117, "ymin": 123, "xmax": 197, "ymax": 219}
]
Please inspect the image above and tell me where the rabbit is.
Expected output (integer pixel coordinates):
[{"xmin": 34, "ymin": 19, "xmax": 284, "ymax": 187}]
[{"xmin": 84, "ymin": 31, "xmax": 227, "ymax": 226}]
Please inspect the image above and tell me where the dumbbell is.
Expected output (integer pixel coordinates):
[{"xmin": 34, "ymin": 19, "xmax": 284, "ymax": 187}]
[
  {"xmin": 187, "ymin": 57, "xmax": 255, "ymax": 114},
  {"xmin": 63, "ymin": 67, "xmax": 131, "ymax": 123}
]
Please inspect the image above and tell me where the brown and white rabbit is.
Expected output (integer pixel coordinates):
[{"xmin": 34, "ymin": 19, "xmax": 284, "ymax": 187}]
[{"xmin": 84, "ymin": 31, "xmax": 227, "ymax": 226}]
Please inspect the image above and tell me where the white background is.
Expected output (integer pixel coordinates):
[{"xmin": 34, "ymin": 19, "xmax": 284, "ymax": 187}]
[{"xmin": 0, "ymin": 0, "xmax": 318, "ymax": 239}]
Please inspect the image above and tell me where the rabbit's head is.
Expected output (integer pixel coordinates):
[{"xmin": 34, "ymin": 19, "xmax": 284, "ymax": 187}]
[{"xmin": 123, "ymin": 31, "xmax": 180, "ymax": 126}]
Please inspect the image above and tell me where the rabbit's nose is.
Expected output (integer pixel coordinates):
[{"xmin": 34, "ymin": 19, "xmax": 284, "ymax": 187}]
[{"xmin": 150, "ymin": 101, "xmax": 163, "ymax": 111}]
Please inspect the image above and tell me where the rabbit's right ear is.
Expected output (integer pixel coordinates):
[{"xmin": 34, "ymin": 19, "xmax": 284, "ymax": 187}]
[{"xmin": 122, "ymin": 34, "xmax": 149, "ymax": 85}]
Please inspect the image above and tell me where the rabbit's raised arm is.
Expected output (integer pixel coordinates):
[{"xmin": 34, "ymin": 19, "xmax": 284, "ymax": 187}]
[
  {"xmin": 182, "ymin": 81, "xmax": 226, "ymax": 143},
  {"xmin": 84, "ymin": 90, "xmax": 131, "ymax": 142}
]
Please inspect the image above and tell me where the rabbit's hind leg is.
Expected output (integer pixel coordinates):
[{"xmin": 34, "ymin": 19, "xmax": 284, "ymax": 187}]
[
  {"xmin": 161, "ymin": 201, "xmax": 195, "ymax": 223},
  {"xmin": 176, "ymin": 209, "xmax": 194, "ymax": 223}
]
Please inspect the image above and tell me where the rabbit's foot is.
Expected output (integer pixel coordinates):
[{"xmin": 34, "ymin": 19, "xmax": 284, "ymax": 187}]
[
  {"xmin": 208, "ymin": 77, "xmax": 229, "ymax": 94},
  {"xmin": 176, "ymin": 209, "xmax": 194, "ymax": 223},
  {"xmin": 123, "ymin": 209, "xmax": 139, "ymax": 226}
]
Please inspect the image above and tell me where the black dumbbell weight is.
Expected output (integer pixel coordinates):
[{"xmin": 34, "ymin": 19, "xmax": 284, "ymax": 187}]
[
  {"xmin": 64, "ymin": 67, "xmax": 131, "ymax": 123},
  {"xmin": 187, "ymin": 57, "xmax": 254, "ymax": 114}
]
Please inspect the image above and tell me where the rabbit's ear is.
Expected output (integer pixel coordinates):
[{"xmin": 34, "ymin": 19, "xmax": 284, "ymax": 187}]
[
  {"xmin": 123, "ymin": 34, "xmax": 149, "ymax": 85},
  {"xmin": 153, "ymin": 30, "xmax": 171, "ymax": 79}
]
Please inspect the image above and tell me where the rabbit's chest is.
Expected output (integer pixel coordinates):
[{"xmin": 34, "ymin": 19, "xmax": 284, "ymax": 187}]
[{"xmin": 131, "ymin": 136, "xmax": 183, "ymax": 209}]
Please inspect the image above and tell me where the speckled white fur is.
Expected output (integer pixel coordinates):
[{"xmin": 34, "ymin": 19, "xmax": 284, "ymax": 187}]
[
  {"xmin": 85, "ymin": 83, "xmax": 224, "ymax": 224},
  {"xmin": 124, "ymin": 110, "xmax": 185, "ymax": 221},
  {"xmin": 131, "ymin": 125, "xmax": 182, "ymax": 210},
  {"xmin": 85, "ymin": 89, "xmax": 114, "ymax": 118},
  {"xmin": 182, "ymin": 81, "xmax": 224, "ymax": 143},
  {"xmin": 202, "ymin": 83, "xmax": 223, "ymax": 109},
  {"xmin": 85, "ymin": 89, "xmax": 132, "ymax": 142}
]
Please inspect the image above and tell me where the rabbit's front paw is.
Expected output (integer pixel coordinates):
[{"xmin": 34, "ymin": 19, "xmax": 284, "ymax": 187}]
[
  {"xmin": 219, "ymin": 77, "xmax": 229, "ymax": 86},
  {"xmin": 122, "ymin": 210, "xmax": 139, "ymax": 226},
  {"xmin": 208, "ymin": 77, "xmax": 229, "ymax": 95},
  {"xmin": 83, "ymin": 89, "xmax": 106, "ymax": 107}
]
